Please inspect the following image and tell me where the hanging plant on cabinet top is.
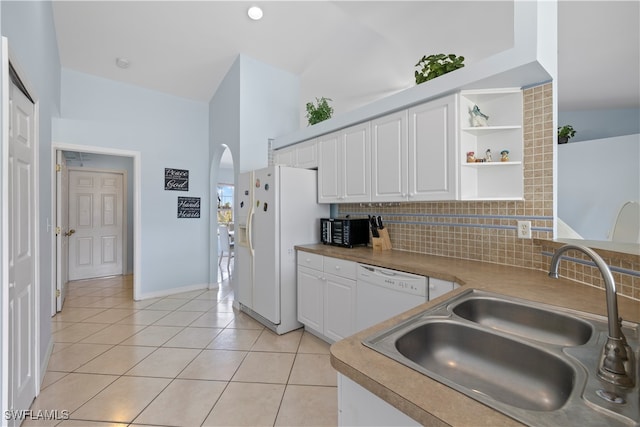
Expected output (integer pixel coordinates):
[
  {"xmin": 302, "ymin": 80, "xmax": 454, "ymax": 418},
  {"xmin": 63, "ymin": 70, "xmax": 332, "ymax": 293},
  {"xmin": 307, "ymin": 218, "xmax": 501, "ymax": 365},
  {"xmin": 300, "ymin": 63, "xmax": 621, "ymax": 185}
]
[
  {"xmin": 414, "ymin": 54, "xmax": 465, "ymax": 85},
  {"xmin": 306, "ymin": 97, "xmax": 334, "ymax": 126}
]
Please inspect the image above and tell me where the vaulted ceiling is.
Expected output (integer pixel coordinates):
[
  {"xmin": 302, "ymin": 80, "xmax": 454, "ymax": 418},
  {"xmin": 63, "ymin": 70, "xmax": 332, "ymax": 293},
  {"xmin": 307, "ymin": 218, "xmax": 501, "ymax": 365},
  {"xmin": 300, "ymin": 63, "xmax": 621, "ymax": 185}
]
[{"xmin": 52, "ymin": 1, "xmax": 639, "ymax": 117}]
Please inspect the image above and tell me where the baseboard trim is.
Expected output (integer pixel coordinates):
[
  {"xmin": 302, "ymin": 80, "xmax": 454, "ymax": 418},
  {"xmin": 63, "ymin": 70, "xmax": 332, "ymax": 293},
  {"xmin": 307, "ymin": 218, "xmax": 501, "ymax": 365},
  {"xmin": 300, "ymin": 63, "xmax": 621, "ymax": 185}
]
[{"xmin": 135, "ymin": 282, "xmax": 210, "ymax": 300}]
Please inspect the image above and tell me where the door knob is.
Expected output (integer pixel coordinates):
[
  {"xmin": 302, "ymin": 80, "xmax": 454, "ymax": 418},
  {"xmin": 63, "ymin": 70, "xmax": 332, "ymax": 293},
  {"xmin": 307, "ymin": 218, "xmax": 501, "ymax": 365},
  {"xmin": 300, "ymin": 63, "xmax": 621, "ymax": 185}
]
[{"xmin": 65, "ymin": 229, "xmax": 76, "ymax": 236}]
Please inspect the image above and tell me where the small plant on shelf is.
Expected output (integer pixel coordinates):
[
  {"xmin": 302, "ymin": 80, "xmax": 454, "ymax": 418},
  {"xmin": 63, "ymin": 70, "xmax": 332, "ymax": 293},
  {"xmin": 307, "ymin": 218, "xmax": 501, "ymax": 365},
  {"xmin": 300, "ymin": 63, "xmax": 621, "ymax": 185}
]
[
  {"xmin": 557, "ymin": 125, "xmax": 576, "ymax": 144},
  {"xmin": 414, "ymin": 54, "xmax": 465, "ymax": 85},
  {"xmin": 305, "ymin": 97, "xmax": 333, "ymax": 126}
]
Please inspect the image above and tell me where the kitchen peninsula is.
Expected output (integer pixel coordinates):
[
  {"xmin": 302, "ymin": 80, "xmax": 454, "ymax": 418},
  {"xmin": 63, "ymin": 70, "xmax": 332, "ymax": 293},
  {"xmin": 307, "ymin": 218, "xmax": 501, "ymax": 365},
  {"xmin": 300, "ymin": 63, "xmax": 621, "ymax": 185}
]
[{"xmin": 296, "ymin": 244, "xmax": 640, "ymax": 426}]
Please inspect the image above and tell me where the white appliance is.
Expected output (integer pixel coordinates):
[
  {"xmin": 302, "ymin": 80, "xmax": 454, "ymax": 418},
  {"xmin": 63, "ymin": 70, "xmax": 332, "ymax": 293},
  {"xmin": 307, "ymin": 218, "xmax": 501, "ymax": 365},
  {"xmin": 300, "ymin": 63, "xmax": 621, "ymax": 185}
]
[
  {"xmin": 235, "ymin": 165, "xmax": 329, "ymax": 334},
  {"xmin": 356, "ymin": 264, "xmax": 457, "ymax": 331}
]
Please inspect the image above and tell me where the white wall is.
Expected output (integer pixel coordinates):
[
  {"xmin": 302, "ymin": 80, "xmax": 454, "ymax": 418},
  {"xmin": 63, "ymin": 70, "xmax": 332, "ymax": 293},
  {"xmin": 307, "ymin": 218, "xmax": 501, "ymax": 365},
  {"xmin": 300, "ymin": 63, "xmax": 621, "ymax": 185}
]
[
  {"xmin": 208, "ymin": 54, "xmax": 299, "ymax": 284},
  {"xmin": 238, "ymin": 54, "xmax": 300, "ymax": 172},
  {"xmin": 558, "ymin": 134, "xmax": 640, "ymax": 240},
  {"xmin": 54, "ymin": 69, "xmax": 210, "ymax": 296}
]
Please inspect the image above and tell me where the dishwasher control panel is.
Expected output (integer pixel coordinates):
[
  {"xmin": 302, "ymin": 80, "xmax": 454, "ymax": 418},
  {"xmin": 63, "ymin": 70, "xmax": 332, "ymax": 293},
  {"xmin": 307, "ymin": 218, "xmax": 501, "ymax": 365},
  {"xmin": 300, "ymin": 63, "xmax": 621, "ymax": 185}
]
[{"xmin": 357, "ymin": 264, "xmax": 427, "ymax": 297}]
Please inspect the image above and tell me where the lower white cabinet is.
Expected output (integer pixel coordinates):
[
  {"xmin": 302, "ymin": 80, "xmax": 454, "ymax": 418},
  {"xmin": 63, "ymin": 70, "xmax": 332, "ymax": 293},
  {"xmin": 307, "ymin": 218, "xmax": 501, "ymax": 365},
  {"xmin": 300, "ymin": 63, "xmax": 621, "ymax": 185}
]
[
  {"xmin": 297, "ymin": 252, "xmax": 356, "ymax": 342},
  {"xmin": 338, "ymin": 374, "xmax": 421, "ymax": 426}
]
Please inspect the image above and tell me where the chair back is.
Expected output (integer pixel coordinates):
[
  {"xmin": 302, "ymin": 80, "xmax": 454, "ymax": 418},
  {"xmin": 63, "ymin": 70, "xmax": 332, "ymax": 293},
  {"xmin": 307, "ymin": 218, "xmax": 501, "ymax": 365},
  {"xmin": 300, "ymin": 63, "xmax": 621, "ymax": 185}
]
[
  {"xmin": 219, "ymin": 224, "xmax": 233, "ymax": 251},
  {"xmin": 611, "ymin": 201, "xmax": 640, "ymax": 244}
]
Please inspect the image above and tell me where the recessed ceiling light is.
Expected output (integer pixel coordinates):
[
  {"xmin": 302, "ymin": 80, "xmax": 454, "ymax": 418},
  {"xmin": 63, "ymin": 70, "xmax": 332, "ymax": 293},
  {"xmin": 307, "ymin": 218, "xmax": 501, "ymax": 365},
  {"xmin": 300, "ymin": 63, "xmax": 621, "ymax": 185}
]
[
  {"xmin": 115, "ymin": 57, "xmax": 130, "ymax": 69},
  {"xmin": 247, "ymin": 6, "xmax": 263, "ymax": 21}
]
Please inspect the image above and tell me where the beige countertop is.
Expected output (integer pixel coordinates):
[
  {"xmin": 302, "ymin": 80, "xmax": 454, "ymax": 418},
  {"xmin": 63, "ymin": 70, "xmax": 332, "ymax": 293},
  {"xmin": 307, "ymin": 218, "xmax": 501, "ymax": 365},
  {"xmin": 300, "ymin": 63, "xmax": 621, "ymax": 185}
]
[{"xmin": 295, "ymin": 244, "xmax": 640, "ymax": 427}]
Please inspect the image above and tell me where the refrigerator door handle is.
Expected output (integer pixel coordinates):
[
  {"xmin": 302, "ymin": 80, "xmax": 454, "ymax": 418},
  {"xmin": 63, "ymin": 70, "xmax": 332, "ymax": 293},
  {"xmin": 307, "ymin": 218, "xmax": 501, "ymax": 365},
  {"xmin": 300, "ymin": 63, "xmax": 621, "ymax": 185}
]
[{"xmin": 247, "ymin": 208, "xmax": 255, "ymax": 256}]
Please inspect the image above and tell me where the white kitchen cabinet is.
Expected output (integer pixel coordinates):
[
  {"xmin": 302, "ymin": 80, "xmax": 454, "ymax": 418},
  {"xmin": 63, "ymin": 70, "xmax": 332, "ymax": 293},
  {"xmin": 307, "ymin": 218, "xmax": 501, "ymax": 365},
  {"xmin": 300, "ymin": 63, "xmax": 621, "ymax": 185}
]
[
  {"xmin": 371, "ymin": 110, "xmax": 409, "ymax": 202},
  {"xmin": 371, "ymin": 95, "xmax": 458, "ymax": 202},
  {"xmin": 459, "ymin": 88, "xmax": 523, "ymax": 200},
  {"xmin": 297, "ymin": 266, "xmax": 324, "ymax": 332},
  {"xmin": 273, "ymin": 145, "xmax": 296, "ymax": 166},
  {"xmin": 338, "ymin": 374, "xmax": 421, "ymax": 426},
  {"xmin": 297, "ymin": 252, "xmax": 357, "ymax": 342},
  {"xmin": 407, "ymin": 94, "xmax": 458, "ymax": 201},
  {"xmin": 318, "ymin": 123, "xmax": 371, "ymax": 203},
  {"xmin": 273, "ymin": 139, "xmax": 318, "ymax": 169}
]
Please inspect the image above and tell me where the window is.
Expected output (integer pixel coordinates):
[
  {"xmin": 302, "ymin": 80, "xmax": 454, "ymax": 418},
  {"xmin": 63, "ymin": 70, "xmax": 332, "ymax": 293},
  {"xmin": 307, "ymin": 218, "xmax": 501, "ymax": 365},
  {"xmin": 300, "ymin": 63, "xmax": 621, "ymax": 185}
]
[{"xmin": 217, "ymin": 184, "xmax": 234, "ymax": 224}]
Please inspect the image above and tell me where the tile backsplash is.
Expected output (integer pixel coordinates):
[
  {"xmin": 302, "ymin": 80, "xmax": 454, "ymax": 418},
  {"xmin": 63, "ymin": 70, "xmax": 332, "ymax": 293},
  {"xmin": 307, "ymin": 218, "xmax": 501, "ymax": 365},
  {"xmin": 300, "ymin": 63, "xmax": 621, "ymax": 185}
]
[{"xmin": 339, "ymin": 83, "xmax": 639, "ymax": 301}]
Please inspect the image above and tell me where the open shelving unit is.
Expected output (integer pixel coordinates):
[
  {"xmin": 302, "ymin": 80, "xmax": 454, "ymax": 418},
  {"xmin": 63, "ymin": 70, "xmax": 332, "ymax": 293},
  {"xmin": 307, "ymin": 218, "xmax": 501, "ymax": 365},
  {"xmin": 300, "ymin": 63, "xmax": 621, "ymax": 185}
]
[{"xmin": 459, "ymin": 88, "xmax": 524, "ymax": 200}]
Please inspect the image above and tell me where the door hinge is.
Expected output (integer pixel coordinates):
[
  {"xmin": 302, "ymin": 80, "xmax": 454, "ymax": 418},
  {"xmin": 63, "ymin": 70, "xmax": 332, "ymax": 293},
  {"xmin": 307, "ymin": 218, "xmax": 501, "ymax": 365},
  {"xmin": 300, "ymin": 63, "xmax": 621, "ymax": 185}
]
[
  {"xmin": 56, "ymin": 163, "xmax": 61, "ymax": 172},
  {"xmin": 55, "ymin": 226, "xmax": 61, "ymax": 235},
  {"xmin": 56, "ymin": 289, "xmax": 61, "ymax": 298}
]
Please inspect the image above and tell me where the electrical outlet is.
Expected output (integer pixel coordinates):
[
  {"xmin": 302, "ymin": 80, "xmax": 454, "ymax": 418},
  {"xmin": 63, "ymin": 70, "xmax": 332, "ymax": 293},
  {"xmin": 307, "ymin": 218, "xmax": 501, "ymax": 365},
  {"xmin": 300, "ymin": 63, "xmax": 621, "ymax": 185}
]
[{"xmin": 517, "ymin": 221, "xmax": 532, "ymax": 239}]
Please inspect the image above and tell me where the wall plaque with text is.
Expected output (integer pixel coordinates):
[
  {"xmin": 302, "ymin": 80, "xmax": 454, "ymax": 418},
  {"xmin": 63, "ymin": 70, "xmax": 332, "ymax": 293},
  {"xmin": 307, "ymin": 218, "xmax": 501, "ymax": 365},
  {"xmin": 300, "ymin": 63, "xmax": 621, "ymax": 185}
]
[
  {"xmin": 177, "ymin": 197, "xmax": 200, "ymax": 218},
  {"xmin": 165, "ymin": 168, "xmax": 189, "ymax": 191}
]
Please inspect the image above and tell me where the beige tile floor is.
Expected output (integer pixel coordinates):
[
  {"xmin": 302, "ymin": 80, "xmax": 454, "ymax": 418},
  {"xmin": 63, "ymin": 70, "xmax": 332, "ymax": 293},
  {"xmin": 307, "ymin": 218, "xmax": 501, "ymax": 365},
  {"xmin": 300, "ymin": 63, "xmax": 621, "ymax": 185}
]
[{"xmin": 27, "ymin": 273, "xmax": 338, "ymax": 427}]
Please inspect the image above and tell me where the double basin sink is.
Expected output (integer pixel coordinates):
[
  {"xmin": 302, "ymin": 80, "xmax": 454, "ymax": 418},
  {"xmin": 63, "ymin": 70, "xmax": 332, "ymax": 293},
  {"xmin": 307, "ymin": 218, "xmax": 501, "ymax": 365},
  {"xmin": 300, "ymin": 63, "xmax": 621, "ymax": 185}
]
[{"xmin": 363, "ymin": 289, "xmax": 639, "ymax": 426}]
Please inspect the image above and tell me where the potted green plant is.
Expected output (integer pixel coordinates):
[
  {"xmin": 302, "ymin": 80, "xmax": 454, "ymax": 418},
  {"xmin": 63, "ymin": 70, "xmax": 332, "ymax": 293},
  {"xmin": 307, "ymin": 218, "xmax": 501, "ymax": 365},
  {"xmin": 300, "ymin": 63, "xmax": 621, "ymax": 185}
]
[
  {"xmin": 557, "ymin": 125, "xmax": 576, "ymax": 144},
  {"xmin": 415, "ymin": 54, "xmax": 465, "ymax": 85},
  {"xmin": 305, "ymin": 97, "xmax": 333, "ymax": 126}
]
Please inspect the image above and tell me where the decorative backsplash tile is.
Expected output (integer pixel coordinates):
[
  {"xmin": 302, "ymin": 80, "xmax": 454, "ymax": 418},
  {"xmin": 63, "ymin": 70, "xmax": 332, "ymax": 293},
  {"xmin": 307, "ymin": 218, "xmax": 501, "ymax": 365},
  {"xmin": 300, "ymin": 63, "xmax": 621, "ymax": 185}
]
[{"xmin": 338, "ymin": 83, "xmax": 639, "ymax": 301}]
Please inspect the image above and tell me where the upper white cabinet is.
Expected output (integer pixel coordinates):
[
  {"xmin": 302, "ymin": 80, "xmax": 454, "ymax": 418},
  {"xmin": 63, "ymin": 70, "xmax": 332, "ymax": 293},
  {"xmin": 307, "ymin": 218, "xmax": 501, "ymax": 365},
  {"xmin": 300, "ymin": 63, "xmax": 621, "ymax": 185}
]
[
  {"xmin": 371, "ymin": 110, "xmax": 408, "ymax": 202},
  {"xmin": 458, "ymin": 88, "xmax": 523, "ymax": 200},
  {"xmin": 273, "ymin": 138, "xmax": 318, "ymax": 169},
  {"xmin": 287, "ymin": 88, "xmax": 523, "ymax": 202},
  {"xmin": 318, "ymin": 123, "xmax": 371, "ymax": 203},
  {"xmin": 408, "ymin": 94, "xmax": 458, "ymax": 201},
  {"xmin": 371, "ymin": 95, "xmax": 458, "ymax": 202},
  {"xmin": 273, "ymin": 145, "xmax": 296, "ymax": 166}
]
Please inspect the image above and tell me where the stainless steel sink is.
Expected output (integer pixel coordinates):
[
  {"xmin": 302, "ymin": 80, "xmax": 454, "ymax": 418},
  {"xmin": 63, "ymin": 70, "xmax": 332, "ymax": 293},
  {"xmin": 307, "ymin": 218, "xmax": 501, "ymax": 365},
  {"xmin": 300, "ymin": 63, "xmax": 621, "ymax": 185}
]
[
  {"xmin": 363, "ymin": 289, "xmax": 640, "ymax": 427},
  {"xmin": 452, "ymin": 296, "xmax": 593, "ymax": 346},
  {"xmin": 395, "ymin": 320, "xmax": 575, "ymax": 411}
]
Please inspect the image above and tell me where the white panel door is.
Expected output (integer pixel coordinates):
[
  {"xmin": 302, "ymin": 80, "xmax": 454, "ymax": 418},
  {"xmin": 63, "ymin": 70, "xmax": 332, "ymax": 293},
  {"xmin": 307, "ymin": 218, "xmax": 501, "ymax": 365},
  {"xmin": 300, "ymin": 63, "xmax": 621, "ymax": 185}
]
[
  {"xmin": 55, "ymin": 150, "xmax": 69, "ymax": 311},
  {"xmin": 8, "ymin": 78, "xmax": 37, "ymax": 417},
  {"xmin": 68, "ymin": 170, "xmax": 124, "ymax": 280}
]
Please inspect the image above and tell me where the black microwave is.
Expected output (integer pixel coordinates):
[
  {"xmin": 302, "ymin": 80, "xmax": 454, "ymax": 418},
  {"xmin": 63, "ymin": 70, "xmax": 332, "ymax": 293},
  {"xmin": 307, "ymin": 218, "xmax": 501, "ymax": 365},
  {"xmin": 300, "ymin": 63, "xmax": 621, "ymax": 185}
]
[{"xmin": 320, "ymin": 218, "xmax": 369, "ymax": 248}]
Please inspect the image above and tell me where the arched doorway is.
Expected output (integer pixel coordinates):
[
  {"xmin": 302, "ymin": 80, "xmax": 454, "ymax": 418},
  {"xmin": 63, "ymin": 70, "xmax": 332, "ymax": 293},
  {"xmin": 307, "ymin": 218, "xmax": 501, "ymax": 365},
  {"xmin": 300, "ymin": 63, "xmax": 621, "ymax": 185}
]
[{"xmin": 209, "ymin": 144, "xmax": 235, "ymax": 286}]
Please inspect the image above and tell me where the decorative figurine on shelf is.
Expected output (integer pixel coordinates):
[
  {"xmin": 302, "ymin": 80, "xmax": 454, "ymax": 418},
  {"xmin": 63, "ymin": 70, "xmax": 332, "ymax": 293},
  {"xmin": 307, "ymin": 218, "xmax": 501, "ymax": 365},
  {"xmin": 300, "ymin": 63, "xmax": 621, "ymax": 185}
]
[
  {"xmin": 471, "ymin": 104, "xmax": 489, "ymax": 127},
  {"xmin": 500, "ymin": 150, "xmax": 510, "ymax": 162},
  {"xmin": 485, "ymin": 149, "xmax": 493, "ymax": 162},
  {"xmin": 467, "ymin": 151, "xmax": 476, "ymax": 163}
]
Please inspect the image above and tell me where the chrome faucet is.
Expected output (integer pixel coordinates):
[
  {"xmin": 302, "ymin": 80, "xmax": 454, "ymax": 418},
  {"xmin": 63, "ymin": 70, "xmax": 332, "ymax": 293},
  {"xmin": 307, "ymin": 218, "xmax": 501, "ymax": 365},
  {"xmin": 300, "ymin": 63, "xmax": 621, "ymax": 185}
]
[{"xmin": 548, "ymin": 244, "xmax": 635, "ymax": 388}]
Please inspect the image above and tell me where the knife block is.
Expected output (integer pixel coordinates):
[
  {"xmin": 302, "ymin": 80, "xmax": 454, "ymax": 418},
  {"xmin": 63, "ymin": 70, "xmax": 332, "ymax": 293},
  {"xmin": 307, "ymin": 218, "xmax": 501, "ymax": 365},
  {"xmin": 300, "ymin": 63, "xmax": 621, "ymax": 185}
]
[{"xmin": 372, "ymin": 228, "xmax": 392, "ymax": 251}]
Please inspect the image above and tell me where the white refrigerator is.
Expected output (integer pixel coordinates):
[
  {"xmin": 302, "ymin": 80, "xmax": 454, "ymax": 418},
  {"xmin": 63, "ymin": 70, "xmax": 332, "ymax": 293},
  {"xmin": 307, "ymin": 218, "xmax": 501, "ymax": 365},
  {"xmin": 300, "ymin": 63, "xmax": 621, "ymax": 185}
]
[{"xmin": 235, "ymin": 165, "xmax": 329, "ymax": 334}]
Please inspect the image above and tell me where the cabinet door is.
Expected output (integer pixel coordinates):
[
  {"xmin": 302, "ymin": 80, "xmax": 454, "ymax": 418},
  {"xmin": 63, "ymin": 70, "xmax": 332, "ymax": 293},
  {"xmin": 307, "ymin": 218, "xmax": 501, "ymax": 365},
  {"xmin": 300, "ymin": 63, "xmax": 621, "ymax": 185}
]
[
  {"xmin": 371, "ymin": 110, "xmax": 408, "ymax": 202},
  {"xmin": 297, "ymin": 266, "xmax": 324, "ymax": 333},
  {"xmin": 324, "ymin": 273, "xmax": 356, "ymax": 342},
  {"xmin": 408, "ymin": 94, "xmax": 458, "ymax": 201},
  {"xmin": 274, "ymin": 146, "xmax": 296, "ymax": 167},
  {"xmin": 342, "ymin": 123, "xmax": 371, "ymax": 202},
  {"xmin": 296, "ymin": 139, "xmax": 318, "ymax": 169},
  {"xmin": 318, "ymin": 132, "xmax": 341, "ymax": 203}
]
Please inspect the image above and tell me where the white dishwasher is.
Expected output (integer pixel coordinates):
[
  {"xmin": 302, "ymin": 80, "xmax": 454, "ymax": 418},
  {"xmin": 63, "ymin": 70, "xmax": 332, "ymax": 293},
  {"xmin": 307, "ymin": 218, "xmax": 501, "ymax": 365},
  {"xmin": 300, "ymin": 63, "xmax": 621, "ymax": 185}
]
[{"xmin": 356, "ymin": 264, "xmax": 428, "ymax": 331}]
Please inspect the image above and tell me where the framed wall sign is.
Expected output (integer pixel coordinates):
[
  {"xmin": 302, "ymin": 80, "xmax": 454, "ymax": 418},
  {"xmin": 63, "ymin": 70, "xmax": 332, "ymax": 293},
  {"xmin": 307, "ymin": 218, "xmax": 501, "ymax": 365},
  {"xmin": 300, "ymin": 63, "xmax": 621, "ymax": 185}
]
[
  {"xmin": 177, "ymin": 197, "xmax": 200, "ymax": 218},
  {"xmin": 165, "ymin": 168, "xmax": 189, "ymax": 191}
]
